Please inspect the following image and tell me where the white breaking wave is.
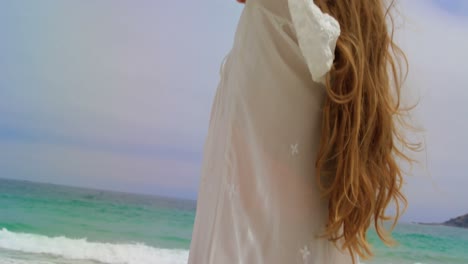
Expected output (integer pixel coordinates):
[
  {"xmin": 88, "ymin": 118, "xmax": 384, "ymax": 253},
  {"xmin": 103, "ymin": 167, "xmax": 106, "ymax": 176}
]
[{"xmin": 0, "ymin": 228, "xmax": 189, "ymax": 264}]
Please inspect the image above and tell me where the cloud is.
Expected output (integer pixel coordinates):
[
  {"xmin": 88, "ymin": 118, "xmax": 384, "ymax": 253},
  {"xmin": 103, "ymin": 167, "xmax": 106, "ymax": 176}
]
[
  {"xmin": 0, "ymin": 0, "xmax": 242, "ymax": 200},
  {"xmin": 0, "ymin": 0, "xmax": 242, "ymax": 155}
]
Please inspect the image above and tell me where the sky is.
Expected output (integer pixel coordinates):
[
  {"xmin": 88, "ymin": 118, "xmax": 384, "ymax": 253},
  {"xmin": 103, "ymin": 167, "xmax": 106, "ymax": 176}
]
[{"xmin": 0, "ymin": 0, "xmax": 467, "ymax": 223}]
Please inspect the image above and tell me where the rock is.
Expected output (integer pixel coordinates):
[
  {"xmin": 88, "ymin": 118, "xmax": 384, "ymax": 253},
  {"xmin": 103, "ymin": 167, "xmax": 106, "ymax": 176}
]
[{"xmin": 443, "ymin": 213, "xmax": 468, "ymax": 228}]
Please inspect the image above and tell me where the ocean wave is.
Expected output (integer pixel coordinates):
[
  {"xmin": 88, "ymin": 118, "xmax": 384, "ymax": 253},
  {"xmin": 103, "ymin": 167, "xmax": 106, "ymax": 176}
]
[
  {"xmin": 0, "ymin": 258, "xmax": 49, "ymax": 264},
  {"xmin": 0, "ymin": 257, "xmax": 56, "ymax": 264},
  {"xmin": 0, "ymin": 228, "xmax": 188, "ymax": 264}
]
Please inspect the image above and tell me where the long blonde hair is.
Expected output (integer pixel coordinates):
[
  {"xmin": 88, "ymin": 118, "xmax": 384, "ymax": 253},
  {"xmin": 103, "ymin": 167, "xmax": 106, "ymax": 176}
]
[{"xmin": 312, "ymin": 0, "xmax": 423, "ymax": 262}]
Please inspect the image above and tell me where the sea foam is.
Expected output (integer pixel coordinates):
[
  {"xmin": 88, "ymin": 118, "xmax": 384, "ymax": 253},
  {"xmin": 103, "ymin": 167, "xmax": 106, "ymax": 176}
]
[{"xmin": 0, "ymin": 228, "xmax": 189, "ymax": 264}]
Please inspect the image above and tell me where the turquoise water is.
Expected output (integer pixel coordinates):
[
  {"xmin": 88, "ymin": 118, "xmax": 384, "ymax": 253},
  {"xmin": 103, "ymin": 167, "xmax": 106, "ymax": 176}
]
[{"xmin": 0, "ymin": 178, "xmax": 467, "ymax": 264}]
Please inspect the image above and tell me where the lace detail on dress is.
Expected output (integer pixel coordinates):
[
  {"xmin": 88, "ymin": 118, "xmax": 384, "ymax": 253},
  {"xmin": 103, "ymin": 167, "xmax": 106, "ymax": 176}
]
[{"xmin": 287, "ymin": 0, "xmax": 341, "ymax": 85}]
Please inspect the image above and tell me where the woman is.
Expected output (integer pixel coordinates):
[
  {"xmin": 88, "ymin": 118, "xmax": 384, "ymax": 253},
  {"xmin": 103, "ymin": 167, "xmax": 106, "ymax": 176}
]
[{"xmin": 188, "ymin": 0, "xmax": 421, "ymax": 263}]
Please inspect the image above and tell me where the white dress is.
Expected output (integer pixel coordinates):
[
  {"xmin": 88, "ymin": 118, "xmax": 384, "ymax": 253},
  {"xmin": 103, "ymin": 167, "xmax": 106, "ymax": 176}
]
[{"xmin": 188, "ymin": 0, "xmax": 358, "ymax": 263}]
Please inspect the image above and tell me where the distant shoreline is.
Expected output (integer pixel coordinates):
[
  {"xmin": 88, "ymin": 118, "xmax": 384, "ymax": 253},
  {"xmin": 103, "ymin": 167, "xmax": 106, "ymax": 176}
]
[
  {"xmin": 0, "ymin": 177, "xmax": 197, "ymax": 203},
  {"xmin": 413, "ymin": 222, "xmax": 442, "ymax": 226},
  {"xmin": 414, "ymin": 213, "xmax": 468, "ymax": 229}
]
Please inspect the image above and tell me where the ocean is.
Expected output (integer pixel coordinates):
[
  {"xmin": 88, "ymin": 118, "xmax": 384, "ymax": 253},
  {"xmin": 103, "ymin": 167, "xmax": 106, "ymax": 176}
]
[{"xmin": 0, "ymin": 178, "xmax": 467, "ymax": 264}]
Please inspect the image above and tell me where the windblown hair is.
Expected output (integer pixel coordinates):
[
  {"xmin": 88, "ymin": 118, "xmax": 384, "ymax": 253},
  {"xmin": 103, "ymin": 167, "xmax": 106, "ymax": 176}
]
[{"xmin": 312, "ymin": 0, "xmax": 423, "ymax": 262}]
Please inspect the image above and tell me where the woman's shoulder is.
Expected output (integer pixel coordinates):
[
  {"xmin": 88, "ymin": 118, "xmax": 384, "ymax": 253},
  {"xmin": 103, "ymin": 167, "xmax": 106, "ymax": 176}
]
[{"xmin": 287, "ymin": 0, "xmax": 341, "ymax": 84}]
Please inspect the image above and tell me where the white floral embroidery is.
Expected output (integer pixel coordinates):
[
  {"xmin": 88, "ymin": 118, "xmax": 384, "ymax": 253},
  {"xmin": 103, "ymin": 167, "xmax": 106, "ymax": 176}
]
[
  {"xmin": 299, "ymin": 244, "xmax": 311, "ymax": 263},
  {"xmin": 290, "ymin": 143, "xmax": 299, "ymax": 156}
]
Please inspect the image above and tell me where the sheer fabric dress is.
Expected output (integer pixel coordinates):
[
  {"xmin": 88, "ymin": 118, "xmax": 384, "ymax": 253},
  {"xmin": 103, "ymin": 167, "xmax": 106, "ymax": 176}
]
[{"xmin": 188, "ymin": 0, "xmax": 359, "ymax": 263}]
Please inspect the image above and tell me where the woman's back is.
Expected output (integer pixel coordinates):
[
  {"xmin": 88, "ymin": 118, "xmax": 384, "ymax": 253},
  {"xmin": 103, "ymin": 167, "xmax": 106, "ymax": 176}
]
[{"xmin": 187, "ymin": 0, "xmax": 355, "ymax": 263}]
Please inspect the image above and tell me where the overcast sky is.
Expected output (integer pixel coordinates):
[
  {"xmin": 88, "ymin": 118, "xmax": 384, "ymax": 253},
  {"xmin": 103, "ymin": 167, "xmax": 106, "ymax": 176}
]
[{"xmin": 0, "ymin": 0, "xmax": 466, "ymax": 223}]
